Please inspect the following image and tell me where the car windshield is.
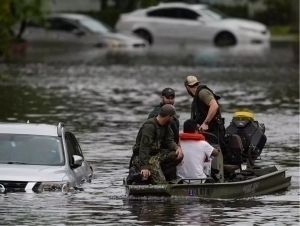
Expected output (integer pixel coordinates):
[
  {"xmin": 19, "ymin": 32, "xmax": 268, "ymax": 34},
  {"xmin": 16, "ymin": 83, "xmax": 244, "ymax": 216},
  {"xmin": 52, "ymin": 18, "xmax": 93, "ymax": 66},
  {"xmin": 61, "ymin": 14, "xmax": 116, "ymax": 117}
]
[
  {"xmin": 79, "ymin": 17, "xmax": 113, "ymax": 34},
  {"xmin": 200, "ymin": 6, "xmax": 228, "ymax": 20},
  {"xmin": 0, "ymin": 134, "xmax": 64, "ymax": 166}
]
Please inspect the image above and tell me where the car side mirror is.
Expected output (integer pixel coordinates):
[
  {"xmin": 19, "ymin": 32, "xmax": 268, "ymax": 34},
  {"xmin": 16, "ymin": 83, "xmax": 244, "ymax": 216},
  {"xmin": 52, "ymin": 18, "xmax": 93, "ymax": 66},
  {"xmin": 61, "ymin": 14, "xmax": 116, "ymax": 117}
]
[
  {"xmin": 71, "ymin": 155, "xmax": 83, "ymax": 168},
  {"xmin": 72, "ymin": 29, "xmax": 85, "ymax": 36}
]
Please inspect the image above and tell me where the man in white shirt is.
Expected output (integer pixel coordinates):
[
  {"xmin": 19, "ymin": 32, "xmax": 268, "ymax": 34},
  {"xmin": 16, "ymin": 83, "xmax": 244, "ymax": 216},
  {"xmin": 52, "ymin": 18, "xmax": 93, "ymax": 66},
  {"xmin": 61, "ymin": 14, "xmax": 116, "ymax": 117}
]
[{"xmin": 177, "ymin": 119, "xmax": 219, "ymax": 181}]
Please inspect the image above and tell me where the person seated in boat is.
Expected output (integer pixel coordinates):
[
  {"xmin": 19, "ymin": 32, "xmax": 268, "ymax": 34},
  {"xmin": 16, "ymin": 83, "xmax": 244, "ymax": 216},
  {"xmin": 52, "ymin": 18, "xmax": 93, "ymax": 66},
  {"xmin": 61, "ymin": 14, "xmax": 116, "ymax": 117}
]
[
  {"xmin": 176, "ymin": 119, "xmax": 219, "ymax": 182},
  {"xmin": 147, "ymin": 87, "xmax": 180, "ymax": 181},
  {"xmin": 129, "ymin": 104, "xmax": 184, "ymax": 185}
]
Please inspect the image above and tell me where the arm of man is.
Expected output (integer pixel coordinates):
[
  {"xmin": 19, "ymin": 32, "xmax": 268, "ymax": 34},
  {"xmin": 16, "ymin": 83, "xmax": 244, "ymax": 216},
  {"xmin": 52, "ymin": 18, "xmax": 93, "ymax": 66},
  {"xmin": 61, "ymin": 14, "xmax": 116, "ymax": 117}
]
[
  {"xmin": 211, "ymin": 148, "xmax": 220, "ymax": 157},
  {"xmin": 198, "ymin": 90, "xmax": 219, "ymax": 130},
  {"xmin": 147, "ymin": 106, "xmax": 161, "ymax": 119},
  {"xmin": 204, "ymin": 99, "xmax": 219, "ymax": 123},
  {"xmin": 164, "ymin": 126, "xmax": 177, "ymax": 150},
  {"xmin": 139, "ymin": 124, "xmax": 156, "ymax": 170},
  {"xmin": 203, "ymin": 141, "xmax": 219, "ymax": 158},
  {"xmin": 165, "ymin": 126, "xmax": 183, "ymax": 159}
]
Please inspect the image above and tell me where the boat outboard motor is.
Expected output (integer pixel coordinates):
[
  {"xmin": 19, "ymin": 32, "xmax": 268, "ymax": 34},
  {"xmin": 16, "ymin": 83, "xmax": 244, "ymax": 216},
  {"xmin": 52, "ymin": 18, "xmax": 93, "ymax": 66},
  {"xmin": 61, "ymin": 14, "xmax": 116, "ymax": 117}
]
[{"xmin": 225, "ymin": 111, "xmax": 267, "ymax": 166}]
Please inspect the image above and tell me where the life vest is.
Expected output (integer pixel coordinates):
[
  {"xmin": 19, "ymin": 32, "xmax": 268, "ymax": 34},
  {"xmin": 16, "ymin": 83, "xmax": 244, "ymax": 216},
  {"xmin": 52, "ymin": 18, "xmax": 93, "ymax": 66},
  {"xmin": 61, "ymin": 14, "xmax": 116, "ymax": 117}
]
[
  {"xmin": 179, "ymin": 133, "xmax": 205, "ymax": 141},
  {"xmin": 191, "ymin": 84, "xmax": 223, "ymax": 131}
]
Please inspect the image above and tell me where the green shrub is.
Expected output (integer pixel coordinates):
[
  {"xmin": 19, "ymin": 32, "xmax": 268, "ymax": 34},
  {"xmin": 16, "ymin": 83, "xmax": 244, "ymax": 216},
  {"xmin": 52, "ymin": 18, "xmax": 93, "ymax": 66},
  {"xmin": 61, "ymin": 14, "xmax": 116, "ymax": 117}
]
[
  {"xmin": 250, "ymin": 0, "xmax": 293, "ymax": 26},
  {"xmin": 140, "ymin": 0, "xmax": 160, "ymax": 8},
  {"xmin": 212, "ymin": 4, "xmax": 249, "ymax": 19},
  {"xmin": 0, "ymin": 0, "xmax": 47, "ymax": 59},
  {"xmin": 77, "ymin": 8, "xmax": 121, "ymax": 28},
  {"xmin": 269, "ymin": 25, "xmax": 291, "ymax": 36}
]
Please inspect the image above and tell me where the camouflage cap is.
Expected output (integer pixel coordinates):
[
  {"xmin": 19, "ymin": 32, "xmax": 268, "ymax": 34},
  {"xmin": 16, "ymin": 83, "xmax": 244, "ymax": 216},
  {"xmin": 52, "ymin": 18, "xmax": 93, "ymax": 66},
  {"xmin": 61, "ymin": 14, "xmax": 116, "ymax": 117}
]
[{"xmin": 160, "ymin": 104, "xmax": 180, "ymax": 119}]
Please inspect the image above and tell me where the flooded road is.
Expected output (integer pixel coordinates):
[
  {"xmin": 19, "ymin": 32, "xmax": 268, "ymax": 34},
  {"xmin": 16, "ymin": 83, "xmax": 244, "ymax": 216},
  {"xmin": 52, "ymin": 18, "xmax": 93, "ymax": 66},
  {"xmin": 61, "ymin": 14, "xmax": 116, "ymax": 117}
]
[{"xmin": 0, "ymin": 43, "xmax": 299, "ymax": 225}]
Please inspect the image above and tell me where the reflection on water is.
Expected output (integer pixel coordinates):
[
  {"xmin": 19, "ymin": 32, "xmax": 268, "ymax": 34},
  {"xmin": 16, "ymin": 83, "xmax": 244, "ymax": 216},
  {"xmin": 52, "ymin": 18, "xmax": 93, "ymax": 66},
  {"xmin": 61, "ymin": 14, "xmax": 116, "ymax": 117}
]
[
  {"xmin": 0, "ymin": 43, "xmax": 299, "ymax": 225},
  {"xmin": 12, "ymin": 41, "xmax": 296, "ymax": 67},
  {"xmin": 124, "ymin": 198, "xmax": 300, "ymax": 225}
]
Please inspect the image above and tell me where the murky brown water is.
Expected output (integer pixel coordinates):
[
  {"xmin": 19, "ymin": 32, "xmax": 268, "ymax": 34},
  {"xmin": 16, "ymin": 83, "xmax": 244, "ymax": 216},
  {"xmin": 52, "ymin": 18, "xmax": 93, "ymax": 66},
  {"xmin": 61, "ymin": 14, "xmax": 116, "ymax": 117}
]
[{"xmin": 0, "ymin": 43, "xmax": 299, "ymax": 225}]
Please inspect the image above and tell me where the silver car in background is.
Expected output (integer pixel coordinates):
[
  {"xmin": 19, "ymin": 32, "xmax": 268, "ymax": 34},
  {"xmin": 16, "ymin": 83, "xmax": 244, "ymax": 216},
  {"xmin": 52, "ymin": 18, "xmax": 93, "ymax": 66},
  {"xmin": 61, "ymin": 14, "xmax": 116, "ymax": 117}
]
[
  {"xmin": 23, "ymin": 13, "xmax": 149, "ymax": 52},
  {"xmin": 0, "ymin": 122, "xmax": 93, "ymax": 193}
]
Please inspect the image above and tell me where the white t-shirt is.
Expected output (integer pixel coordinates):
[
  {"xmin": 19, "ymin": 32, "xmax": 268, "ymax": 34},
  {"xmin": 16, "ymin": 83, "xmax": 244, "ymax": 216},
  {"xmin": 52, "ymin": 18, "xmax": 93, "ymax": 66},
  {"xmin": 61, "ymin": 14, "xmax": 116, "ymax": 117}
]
[{"xmin": 177, "ymin": 140, "xmax": 214, "ymax": 179}]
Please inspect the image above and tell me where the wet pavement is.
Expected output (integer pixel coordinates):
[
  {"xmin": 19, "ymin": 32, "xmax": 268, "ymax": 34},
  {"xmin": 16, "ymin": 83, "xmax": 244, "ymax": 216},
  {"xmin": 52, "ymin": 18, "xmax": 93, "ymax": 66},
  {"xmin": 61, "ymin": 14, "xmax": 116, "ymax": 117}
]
[{"xmin": 0, "ymin": 42, "xmax": 299, "ymax": 225}]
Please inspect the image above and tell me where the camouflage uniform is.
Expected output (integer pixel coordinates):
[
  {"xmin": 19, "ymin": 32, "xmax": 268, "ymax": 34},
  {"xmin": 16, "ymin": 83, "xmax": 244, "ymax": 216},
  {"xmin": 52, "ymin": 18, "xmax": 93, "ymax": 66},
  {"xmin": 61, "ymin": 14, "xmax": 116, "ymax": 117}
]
[
  {"xmin": 148, "ymin": 104, "xmax": 180, "ymax": 181},
  {"xmin": 131, "ymin": 117, "xmax": 181, "ymax": 184},
  {"xmin": 148, "ymin": 104, "xmax": 180, "ymax": 144}
]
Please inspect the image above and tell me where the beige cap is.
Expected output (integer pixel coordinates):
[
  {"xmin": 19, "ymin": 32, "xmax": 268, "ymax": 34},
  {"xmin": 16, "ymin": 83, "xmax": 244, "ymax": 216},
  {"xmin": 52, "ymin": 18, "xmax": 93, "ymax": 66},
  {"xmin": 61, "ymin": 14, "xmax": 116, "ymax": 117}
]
[
  {"xmin": 160, "ymin": 104, "xmax": 180, "ymax": 119},
  {"xmin": 184, "ymin": 75, "xmax": 199, "ymax": 86}
]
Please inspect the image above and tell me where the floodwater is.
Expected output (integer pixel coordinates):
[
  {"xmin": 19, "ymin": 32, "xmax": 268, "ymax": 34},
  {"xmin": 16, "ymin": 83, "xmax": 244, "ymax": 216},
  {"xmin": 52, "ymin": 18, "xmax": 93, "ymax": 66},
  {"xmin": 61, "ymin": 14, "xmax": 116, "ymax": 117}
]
[{"xmin": 0, "ymin": 42, "xmax": 299, "ymax": 225}]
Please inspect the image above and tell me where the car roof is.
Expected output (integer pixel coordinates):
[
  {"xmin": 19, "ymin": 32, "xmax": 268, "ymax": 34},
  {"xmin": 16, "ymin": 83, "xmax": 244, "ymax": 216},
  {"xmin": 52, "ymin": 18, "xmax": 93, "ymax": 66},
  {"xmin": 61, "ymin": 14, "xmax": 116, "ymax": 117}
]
[
  {"xmin": 156, "ymin": 2, "xmax": 207, "ymax": 10},
  {"xmin": 0, "ymin": 123, "xmax": 59, "ymax": 136},
  {"xmin": 130, "ymin": 3, "xmax": 207, "ymax": 14},
  {"xmin": 189, "ymin": 4, "xmax": 207, "ymax": 10},
  {"xmin": 48, "ymin": 13, "xmax": 91, "ymax": 20}
]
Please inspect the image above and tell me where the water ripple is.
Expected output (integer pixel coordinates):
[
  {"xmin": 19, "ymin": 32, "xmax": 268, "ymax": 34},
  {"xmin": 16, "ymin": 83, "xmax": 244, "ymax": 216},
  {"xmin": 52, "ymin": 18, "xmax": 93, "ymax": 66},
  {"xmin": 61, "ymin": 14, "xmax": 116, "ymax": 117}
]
[{"xmin": 0, "ymin": 45, "xmax": 299, "ymax": 225}]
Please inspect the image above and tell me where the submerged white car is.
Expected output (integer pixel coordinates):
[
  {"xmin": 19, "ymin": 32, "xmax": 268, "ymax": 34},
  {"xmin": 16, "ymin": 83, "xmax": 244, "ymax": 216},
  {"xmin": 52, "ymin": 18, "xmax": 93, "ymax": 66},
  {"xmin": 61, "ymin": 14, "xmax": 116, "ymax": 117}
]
[
  {"xmin": 0, "ymin": 122, "xmax": 93, "ymax": 193},
  {"xmin": 22, "ymin": 13, "xmax": 148, "ymax": 52},
  {"xmin": 115, "ymin": 3, "xmax": 270, "ymax": 46}
]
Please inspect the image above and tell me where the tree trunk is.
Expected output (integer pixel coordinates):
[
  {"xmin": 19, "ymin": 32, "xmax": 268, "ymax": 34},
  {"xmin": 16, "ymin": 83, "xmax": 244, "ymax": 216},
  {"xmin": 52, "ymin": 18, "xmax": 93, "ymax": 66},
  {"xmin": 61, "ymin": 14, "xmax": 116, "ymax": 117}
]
[{"xmin": 16, "ymin": 20, "xmax": 27, "ymax": 41}]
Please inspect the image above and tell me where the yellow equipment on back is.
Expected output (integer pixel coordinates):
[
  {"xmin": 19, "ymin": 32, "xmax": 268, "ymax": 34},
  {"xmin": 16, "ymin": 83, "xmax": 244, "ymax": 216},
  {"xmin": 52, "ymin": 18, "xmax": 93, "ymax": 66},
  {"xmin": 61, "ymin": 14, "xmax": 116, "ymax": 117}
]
[{"xmin": 233, "ymin": 110, "xmax": 254, "ymax": 119}]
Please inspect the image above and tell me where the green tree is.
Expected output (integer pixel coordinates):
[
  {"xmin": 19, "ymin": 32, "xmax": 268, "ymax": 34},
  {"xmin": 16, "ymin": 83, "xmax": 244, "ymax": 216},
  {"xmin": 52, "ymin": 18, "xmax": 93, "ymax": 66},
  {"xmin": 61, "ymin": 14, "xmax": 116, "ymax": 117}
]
[
  {"xmin": 0, "ymin": 0, "xmax": 15, "ymax": 57},
  {"xmin": 249, "ymin": 0, "xmax": 294, "ymax": 26},
  {"xmin": 0, "ymin": 0, "xmax": 47, "ymax": 59}
]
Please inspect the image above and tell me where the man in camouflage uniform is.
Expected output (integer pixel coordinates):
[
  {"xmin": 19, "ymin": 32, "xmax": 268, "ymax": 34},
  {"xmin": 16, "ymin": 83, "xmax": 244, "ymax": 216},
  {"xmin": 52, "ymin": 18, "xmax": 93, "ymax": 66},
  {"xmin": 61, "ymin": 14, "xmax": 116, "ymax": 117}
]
[
  {"xmin": 148, "ymin": 88, "xmax": 179, "ymax": 144},
  {"xmin": 130, "ymin": 104, "xmax": 184, "ymax": 184},
  {"xmin": 147, "ymin": 87, "xmax": 180, "ymax": 180}
]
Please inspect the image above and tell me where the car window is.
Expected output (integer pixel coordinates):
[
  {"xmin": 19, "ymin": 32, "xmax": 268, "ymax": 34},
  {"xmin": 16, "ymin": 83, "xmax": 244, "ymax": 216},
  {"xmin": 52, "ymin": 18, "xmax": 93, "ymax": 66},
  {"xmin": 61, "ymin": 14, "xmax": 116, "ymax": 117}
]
[
  {"xmin": 79, "ymin": 17, "xmax": 112, "ymax": 34},
  {"xmin": 147, "ymin": 8, "xmax": 179, "ymax": 19},
  {"xmin": 178, "ymin": 8, "xmax": 200, "ymax": 20},
  {"xmin": 69, "ymin": 133, "xmax": 84, "ymax": 158},
  {"xmin": 65, "ymin": 132, "xmax": 77, "ymax": 164},
  {"xmin": 197, "ymin": 6, "xmax": 228, "ymax": 20},
  {"xmin": 0, "ymin": 134, "xmax": 64, "ymax": 166},
  {"xmin": 46, "ymin": 18, "xmax": 79, "ymax": 32},
  {"xmin": 65, "ymin": 132, "xmax": 83, "ymax": 159}
]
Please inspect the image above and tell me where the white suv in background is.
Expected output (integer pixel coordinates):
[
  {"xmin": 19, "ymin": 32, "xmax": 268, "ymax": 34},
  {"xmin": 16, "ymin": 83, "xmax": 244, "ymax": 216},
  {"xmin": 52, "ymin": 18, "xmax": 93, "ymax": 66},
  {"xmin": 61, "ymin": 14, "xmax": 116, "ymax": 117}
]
[{"xmin": 115, "ymin": 3, "xmax": 270, "ymax": 47}]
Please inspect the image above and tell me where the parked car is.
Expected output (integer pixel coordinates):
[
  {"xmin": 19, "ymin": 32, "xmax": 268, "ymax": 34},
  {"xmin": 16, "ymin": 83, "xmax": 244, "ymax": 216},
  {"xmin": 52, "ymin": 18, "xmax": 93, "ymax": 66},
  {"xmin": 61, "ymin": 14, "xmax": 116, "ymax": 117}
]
[
  {"xmin": 22, "ymin": 13, "xmax": 148, "ymax": 52},
  {"xmin": 0, "ymin": 122, "xmax": 93, "ymax": 193},
  {"xmin": 115, "ymin": 2, "xmax": 270, "ymax": 46}
]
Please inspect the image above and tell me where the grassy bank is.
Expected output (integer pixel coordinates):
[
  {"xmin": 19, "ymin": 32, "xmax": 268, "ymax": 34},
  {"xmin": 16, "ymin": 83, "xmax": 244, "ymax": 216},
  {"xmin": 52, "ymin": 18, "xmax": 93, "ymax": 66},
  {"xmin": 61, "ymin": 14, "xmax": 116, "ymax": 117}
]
[
  {"xmin": 269, "ymin": 26, "xmax": 292, "ymax": 36},
  {"xmin": 269, "ymin": 25, "xmax": 299, "ymax": 43}
]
